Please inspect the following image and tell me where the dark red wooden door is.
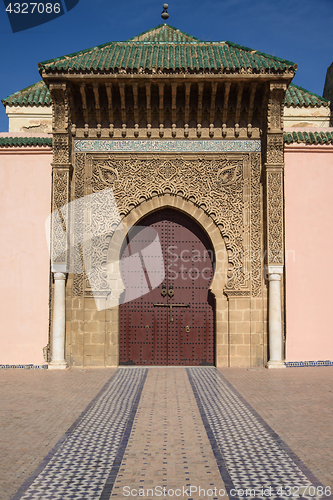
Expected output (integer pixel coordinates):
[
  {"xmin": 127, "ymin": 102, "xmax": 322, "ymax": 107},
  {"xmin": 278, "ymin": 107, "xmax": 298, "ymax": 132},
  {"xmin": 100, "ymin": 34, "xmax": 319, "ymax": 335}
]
[{"xmin": 119, "ymin": 209, "xmax": 215, "ymax": 365}]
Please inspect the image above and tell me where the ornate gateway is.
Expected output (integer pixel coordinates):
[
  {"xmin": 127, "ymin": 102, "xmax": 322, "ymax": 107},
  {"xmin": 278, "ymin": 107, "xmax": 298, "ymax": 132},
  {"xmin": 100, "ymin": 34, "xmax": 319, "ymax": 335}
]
[
  {"xmin": 41, "ymin": 24, "xmax": 296, "ymax": 369},
  {"xmin": 119, "ymin": 209, "xmax": 215, "ymax": 366}
]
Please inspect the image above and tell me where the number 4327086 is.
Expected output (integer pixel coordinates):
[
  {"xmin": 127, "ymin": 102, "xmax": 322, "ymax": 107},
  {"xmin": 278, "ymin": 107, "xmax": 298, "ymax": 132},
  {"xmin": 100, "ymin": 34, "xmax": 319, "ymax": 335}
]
[{"xmin": 6, "ymin": 3, "xmax": 61, "ymax": 14}]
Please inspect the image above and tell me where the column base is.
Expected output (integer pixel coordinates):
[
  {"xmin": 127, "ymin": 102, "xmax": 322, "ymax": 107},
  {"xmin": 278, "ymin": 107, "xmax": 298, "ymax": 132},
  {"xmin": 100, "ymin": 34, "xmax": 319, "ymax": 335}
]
[
  {"xmin": 266, "ymin": 360, "xmax": 286, "ymax": 369},
  {"xmin": 48, "ymin": 361, "xmax": 68, "ymax": 370}
]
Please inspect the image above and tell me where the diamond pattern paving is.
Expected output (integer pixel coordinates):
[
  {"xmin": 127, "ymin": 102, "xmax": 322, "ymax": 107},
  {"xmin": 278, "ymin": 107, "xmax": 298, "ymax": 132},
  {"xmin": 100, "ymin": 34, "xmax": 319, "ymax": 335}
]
[
  {"xmin": 187, "ymin": 368, "xmax": 331, "ymax": 500},
  {"xmin": 12, "ymin": 369, "xmax": 147, "ymax": 500},
  {"xmin": 7, "ymin": 367, "xmax": 333, "ymax": 500}
]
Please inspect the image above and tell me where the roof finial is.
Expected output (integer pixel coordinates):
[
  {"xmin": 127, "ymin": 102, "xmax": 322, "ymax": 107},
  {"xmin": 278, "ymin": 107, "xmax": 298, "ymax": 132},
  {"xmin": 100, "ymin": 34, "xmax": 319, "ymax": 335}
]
[{"xmin": 161, "ymin": 4, "xmax": 169, "ymax": 24}]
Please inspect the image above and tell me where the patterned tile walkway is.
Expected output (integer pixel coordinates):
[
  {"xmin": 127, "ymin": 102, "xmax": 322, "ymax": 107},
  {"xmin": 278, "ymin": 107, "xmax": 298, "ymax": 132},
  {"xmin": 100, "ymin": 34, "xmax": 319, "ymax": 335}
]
[
  {"xmin": 110, "ymin": 368, "xmax": 226, "ymax": 499},
  {"xmin": 0, "ymin": 368, "xmax": 116, "ymax": 500},
  {"xmin": 188, "ymin": 368, "xmax": 331, "ymax": 500},
  {"xmin": 11, "ymin": 369, "xmax": 147, "ymax": 500},
  {"xmin": 2, "ymin": 367, "xmax": 333, "ymax": 500}
]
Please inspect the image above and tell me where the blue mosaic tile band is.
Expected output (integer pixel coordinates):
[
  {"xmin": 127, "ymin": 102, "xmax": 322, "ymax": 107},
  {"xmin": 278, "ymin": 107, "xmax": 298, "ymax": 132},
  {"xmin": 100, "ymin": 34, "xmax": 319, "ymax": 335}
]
[
  {"xmin": 0, "ymin": 364, "xmax": 48, "ymax": 369},
  {"xmin": 11, "ymin": 368, "xmax": 148, "ymax": 500},
  {"xmin": 285, "ymin": 360, "xmax": 333, "ymax": 367},
  {"xmin": 74, "ymin": 139, "xmax": 261, "ymax": 153},
  {"xmin": 187, "ymin": 367, "xmax": 327, "ymax": 500}
]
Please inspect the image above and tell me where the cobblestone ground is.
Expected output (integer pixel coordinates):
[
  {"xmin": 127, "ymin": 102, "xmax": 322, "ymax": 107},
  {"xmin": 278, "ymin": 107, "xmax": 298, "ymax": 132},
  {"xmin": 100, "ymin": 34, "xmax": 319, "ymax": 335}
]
[
  {"xmin": 0, "ymin": 367, "xmax": 332, "ymax": 500},
  {"xmin": 0, "ymin": 368, "xmax": 115, "ymax": 500}
]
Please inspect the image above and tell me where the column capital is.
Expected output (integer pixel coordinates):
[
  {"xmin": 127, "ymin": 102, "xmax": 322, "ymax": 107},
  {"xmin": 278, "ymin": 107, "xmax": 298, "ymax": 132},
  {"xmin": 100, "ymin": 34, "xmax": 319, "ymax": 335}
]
[
  {"xmin": 267, "ymin": 273, "xmax": 282, "ymax": 282},
  {"xmin": 266, "ymin": 265, "xmax": 284, "ymax": 275},
  {"xmin": 53, "ymin": 272, "xmax": 67, "ymax": 281},
  {"xmin": 52, "ymin": 263, "xmax": 68, "ymax": 273}
]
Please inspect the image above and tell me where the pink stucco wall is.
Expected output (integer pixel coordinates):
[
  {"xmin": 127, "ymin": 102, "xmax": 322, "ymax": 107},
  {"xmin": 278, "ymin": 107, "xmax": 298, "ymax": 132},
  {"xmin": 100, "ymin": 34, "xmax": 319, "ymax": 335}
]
[
  {"xmin": 285, "ymin": 143, "xmax": 333, "ymax": 361},
  {"xmin": 0, "ymin": 144, "xmax": 52, "ymax": 364}
]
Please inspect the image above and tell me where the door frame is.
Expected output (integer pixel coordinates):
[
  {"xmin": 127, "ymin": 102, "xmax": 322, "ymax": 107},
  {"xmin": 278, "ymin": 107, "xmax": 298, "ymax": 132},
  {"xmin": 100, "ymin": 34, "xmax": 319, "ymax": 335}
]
[
  {"xmin": 118, "ymin": 208, "xmax": 216, "ymax": 366},
  {"xmin": 107, "ymin": 194, "xmax": 229, "ymax": 367}
]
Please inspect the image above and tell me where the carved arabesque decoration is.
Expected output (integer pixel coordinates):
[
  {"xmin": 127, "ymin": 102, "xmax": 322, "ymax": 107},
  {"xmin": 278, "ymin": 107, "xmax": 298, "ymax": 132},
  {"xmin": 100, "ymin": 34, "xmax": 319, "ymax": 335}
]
[
  {"xmin": 50, "ymin": 83, "xmax": 72, "ymax": 271},
  {"xmin": 53, "ymin": 134, "xmax": 70, "ymax": 164},
  {"xmin": 72, "ymin": 153, "xmax": 85, "ymax": 296},
  {"xmin": 267, "ymin": 83, "xmax": 286, "ymax": 132},
  {"xmin": 250, "ymin": 154, "xmax": 262, "ymax": 296},
  {"xmin": 51, "ymin": 170, "xmax": 70, "ymax": 265},
  {"xmin": 84, "ymin": 188, "xmax": 122, "ymax": 297},
  {"xmin": 224, "ymin": 290, "xmax": 251, "ymax": 297},
  {"xmin": 266, "ymin": 134, "xmax": 284, "ymax": 164},
  {"xmin": 267, "ymin": 171, "xmax": 283, "ymax": 264},
  {"xmin": 72, "ymin": 152, "xmax": 263, "ymax": 295},
  {"xmin": 50, "ymin": 85, "xmax": 69, "ymax": 132}
]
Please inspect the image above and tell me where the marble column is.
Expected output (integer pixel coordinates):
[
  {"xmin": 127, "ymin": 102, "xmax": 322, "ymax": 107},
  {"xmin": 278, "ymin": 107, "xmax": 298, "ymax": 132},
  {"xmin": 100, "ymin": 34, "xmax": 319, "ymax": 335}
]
[
  {"xmin": 49, "ymin": 272, "xmax": 67, "ymax": 370},
  {"xmin": 266, "ymin": 266, "xmax": 286, "ymax": 369}
]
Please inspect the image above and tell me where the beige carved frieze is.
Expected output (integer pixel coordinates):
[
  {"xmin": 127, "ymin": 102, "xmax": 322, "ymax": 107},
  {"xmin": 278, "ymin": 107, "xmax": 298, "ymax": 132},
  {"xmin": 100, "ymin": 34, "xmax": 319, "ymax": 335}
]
[
  {"xmin": 51, "ymin": 170, "xmax": 70, "ymax": 267},
  {"xmin": 72, "ymin": 153, "xmax": 86, "ymax": 296},
  {"xmin": 267, "ymin": 82, "xmax": 287, "ymax": 132},
  {"xmin": 266, "ymin": 134, "xmax": 284, "ymax": 164},
  {"xmin": 50, "ymin": 83, "xmax": 72, "ymax": 271},
  {"xmin": 265, "ymin": 83, "xmax": 285, "ymax": 267},
  {"xmin": 71, "ymin": 152, "xmax": 263, "ymax": 297},
  {"xmin": 250, "ymin": 153, "xmax": 262, "ymax": 296},
  {"xmin": 266, "ymin": 170, "xmax": 284, "ymax": 265},
  {"xmin": 224, "ymin": 290, "xmax": 251, "ymax": 297},
  {"xmin": 49, "ymin": 83, "xmax": 69, "ymax": 133},
  {"xmin": 53, "ymin": 134, "xmax": 71, "ymax": 165}
]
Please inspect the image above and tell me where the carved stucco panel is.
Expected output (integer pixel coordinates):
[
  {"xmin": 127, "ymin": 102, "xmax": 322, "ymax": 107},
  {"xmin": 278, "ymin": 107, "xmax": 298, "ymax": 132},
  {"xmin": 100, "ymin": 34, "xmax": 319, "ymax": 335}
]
[
  {"xmin": 267, "ymin": 83, "xmax": 286, "ymax": 132},
  {"xmin": 267, "ymin": 170, "xmax": 284, "ymax": 264},
  {"xmin": 53, "ymin": 134, "xmax": 70, "ymax": 165},
  {"xmin": 70, "ymin": 152, "xmax": 262, "ymax": 296},
  {"xmin": 266, "ymin": 134, "xmax": 284, "ymax": 164},
  {"xmin": 72, "ymin": 153, "xmax": 85, "ymax": 296},
  {"xmin": 50, "ymin": 85, "xmax": 69, "ymax": 132},
  {"xmin": 51, "ymin": 170, "xmax": 70, "ymax": 266},
  {"xmin": 250, "ymin": 154, "xmax": 262, "ymax": 295}
]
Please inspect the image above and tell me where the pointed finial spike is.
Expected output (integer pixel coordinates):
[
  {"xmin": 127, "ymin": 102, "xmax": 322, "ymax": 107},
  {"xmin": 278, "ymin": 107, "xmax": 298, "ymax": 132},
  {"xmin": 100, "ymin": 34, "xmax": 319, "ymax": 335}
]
[{"xmin": 161, "ymin": 3, "xmax": 169, "ymax": 23}]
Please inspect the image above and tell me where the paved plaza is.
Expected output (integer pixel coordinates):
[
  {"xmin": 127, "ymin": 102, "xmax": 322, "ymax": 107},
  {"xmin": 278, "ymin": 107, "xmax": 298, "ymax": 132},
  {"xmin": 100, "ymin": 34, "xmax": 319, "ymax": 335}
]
[{"xmin": 0, "ymin": 367, "xmax": 332, "ymax": 500}]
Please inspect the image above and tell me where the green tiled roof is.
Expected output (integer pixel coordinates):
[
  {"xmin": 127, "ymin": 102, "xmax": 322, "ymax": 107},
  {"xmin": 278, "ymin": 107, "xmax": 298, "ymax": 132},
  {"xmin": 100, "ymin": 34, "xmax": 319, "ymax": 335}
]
[
  {"xmin": 284, "ymin": 130, "xmax": 333, "ymax": 145},
  {"xmin": 128, "ymin": 24, "xmax": 202, "ymax": 42},
  {"xmin": 285, "ymin": 83, "xmax": 329, "ymax": 108},
  {"xmin": 0, "ymin": 137, "xmax": 52, "ymax": 147},
  {"xmin": 38, "ymin": 24, "xmax": 297, "ymax": 74},
  {"xmin": 1, "ymin": 80, "xmax": 51, "ymax": 107}
]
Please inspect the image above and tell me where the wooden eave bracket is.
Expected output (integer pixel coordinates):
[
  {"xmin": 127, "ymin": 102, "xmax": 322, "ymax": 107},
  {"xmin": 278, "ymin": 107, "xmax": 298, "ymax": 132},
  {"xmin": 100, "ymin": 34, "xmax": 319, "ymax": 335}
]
[{"xmin": 41, "ymin": 71, "xmax": 296, "ymax": 82}]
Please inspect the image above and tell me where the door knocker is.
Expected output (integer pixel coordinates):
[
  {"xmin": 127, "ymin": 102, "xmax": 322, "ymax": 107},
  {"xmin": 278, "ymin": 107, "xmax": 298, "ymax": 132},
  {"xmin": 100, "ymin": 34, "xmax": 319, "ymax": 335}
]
[{"xmin": 168, "ymin": 284, "xmax": 174, "ymax": 298}]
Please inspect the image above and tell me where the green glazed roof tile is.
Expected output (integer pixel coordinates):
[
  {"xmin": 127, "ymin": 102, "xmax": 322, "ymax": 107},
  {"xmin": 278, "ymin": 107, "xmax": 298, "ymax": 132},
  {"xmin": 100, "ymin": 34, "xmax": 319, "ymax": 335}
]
[
  {"xmin": 38, "ymin": 24, "xmax": 297, "ymax": 74},
  {"xmin": 285, "ymin": 83, "xmax": 329, "ymax": 108},
  {"xmin": 128, "ymin": 24, "xmax": 202, "ymax": 42},
  {"xmin": 2, "ymin": 81, "xmax": 51, "ymax": 107},
  {"xmin": 284, "ymin": 130, "xmax": 333, "ymax": 145},
  {"xmin": 0, "ymin": 136, "xmax": 52, "ymax": 147}
]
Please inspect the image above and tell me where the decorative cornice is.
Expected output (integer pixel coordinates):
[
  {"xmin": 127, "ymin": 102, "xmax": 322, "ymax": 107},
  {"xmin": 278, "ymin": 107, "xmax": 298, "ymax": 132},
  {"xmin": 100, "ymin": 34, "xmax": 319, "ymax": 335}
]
[{"xmin": 74, "ymin": 139, "xmax": 261, "ymax": 153}]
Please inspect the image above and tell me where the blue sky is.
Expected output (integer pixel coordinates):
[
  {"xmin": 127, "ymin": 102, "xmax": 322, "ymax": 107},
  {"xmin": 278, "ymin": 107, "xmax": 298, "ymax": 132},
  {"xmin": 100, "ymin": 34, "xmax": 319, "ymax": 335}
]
[{"xmin": 0, "ymin": 0, "xmax": 332, "ymax": 132}]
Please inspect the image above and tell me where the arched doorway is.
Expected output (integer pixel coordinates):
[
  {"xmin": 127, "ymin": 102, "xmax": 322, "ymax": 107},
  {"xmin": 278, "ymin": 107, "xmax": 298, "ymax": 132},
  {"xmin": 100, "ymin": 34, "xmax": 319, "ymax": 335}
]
[{"xmin": 119, "ymin": 209, "xmax": 215, "ymax": 365}]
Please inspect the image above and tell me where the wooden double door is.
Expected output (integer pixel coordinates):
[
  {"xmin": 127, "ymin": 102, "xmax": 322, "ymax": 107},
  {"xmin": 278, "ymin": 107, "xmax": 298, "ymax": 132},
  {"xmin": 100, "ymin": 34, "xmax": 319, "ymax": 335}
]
[{"xmin": 119, "ymin": 209, "xmax": 215, "ymax": 365}]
